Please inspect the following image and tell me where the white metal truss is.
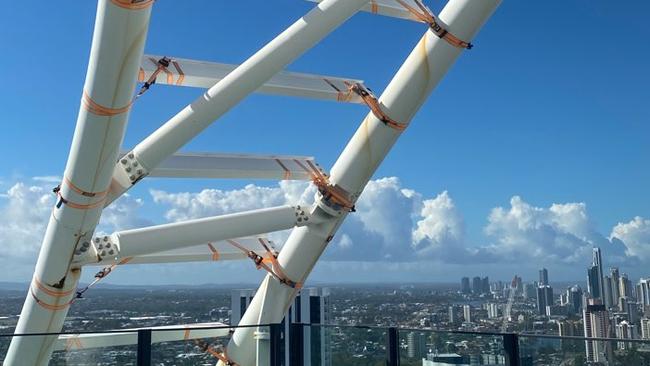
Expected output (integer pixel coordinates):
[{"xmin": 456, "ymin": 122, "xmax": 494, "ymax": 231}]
[
  {"xmin": 144, "ymin": 152, "xmax": 321, "ymax": 180},
  {"xmin": 5, "ymin": 0, "xmax": 501, "ymax": 365},
  {"xmin": 139, "ymin": 55, "xmax": 364, "ymax": 103}
]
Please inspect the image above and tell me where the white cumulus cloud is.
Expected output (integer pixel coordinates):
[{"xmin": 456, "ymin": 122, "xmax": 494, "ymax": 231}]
[
  {"xmin": 483, "ymin": 196, "xmax": 627, "ymax": 264},
  {"xmin": 610, "ymin": 216, "xmax": 650, "ymax": 261}
]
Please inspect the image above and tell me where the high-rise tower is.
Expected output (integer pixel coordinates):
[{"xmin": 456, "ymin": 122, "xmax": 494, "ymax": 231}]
[
  {"xmin": 587, "ymin": 248, "xmax": 605, "ymax": 300},
  {"xmin": 539, "ymin": 268, "xmax": 549, "ymax": 286}
]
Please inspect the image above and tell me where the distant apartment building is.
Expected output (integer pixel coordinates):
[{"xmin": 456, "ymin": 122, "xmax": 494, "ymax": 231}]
[
  {"xmin": 460, "ymin": 277, "xmax": 471, "ymax": 294},
  {"xmin": 536, "ymin": 285, "xmax": 553, "ymax": 316},
  {"xmin": 583, "ymin": 301, "xmax": 610, "ymax": 364},
  {"xmin": 487, "ymin": 303, "xmax": 499, "ymax": 319},
  {"xmin": 539, "ymin": 268, "xmax": 548, "ymax": 286},
  {"xmin": 523, "ymin": 283, "xmax": 537, "ymax": 300},
  {"xmin": 472, "ymin": 277, "xmax": 482, "ymax": 294},
  {"xmin": 558, "ymin": 320, "xmax": 582, "ymax": 337},
  {"xmin": 463, "ymin": 305, "xmax": 472, "ymax": 323},
  {"xmin": 641, "ymin": 318, "xmax": 650, "ymax": 340},
  {"xmin": 587, "ymin": 248, "xmax": 605, "ymax": 301},
  {"xmin": 406, "ymin": 331, "xmax": 427, "ymax": 359},
  {"xmin": 481, "ymin": 277, "xmax": 490, "ymax": 294},
  {"xmin": 611, "ymin": 267, "xmax": 621, "ymax": 303},
  {"xmin": 448, "ymin": 306, "xmax": 460, "ymax": 324},
  {"xmin": 615, "ymin": 320, "xmax": 637, "ymax": 350},
  {"xmin": 638, "ymin": 278, "xmax": 650, "ymax": 309},
  {"xmin": 231, "ymin": 287, "xmax": 331, "ymax": 366},
  {"xmin": 619, "ymin": 273, "xmax": 633, "ymax": 300}
]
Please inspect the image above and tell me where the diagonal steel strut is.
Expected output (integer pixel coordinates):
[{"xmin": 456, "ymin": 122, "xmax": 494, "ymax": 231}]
[{"xmin": 223, "ymin": 0, "xmax": 502, "ymax": 364}]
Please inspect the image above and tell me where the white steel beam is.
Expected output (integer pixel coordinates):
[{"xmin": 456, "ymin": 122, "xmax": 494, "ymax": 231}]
[
  {"xmin": 54, "ymin": 323, "xmax": 230, "ymax": 351},
  {"xmin": 307, "ymin": 0, "xmax": 422, "ymax": 22},
  {"xmin": 144, "ymin": 151, "xmax": 321, "ymax": 181},
  {"xmin": 139, "ymin": 55, "xmax": 364, "ymax": 103},
  {"xmin": 73, "ymin": 206, "xmax": 309, "ymax": 266},
  {"xmin": 224, "ymin": 0, "xmax": 501, "ymax": 364},
  {"xmin": 4, "ymin": 1, "xmax": 152, "ymax": 365},
  {"xmin": 105, "ymin": 0, "xmax": 371, "ymax": 205},
  {"xmin": 85, "ymin": 237, "xmax": 277, "ymax": 266}
]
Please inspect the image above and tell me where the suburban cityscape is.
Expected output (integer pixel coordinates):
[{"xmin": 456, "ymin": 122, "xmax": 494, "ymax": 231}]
[{"xmin": 0, "ymin": 247, "xmax": 649, "ymax": 365}]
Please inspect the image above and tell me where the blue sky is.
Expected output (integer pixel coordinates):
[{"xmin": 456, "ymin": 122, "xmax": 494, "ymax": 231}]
[{"xmin": 0, "ymin": 1, "xmax": 649, "ymax": 285}]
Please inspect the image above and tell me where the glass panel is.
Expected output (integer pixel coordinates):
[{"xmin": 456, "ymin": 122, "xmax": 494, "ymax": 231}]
[
  {"xmin": 325, "ymin": 325, "xmax": 387, "ymax": 366},
  {"xmin": 519, "ymin": 334, "xmax": 650, "ymax": 366},
  {"xmin": 150, "ymin": 326, "xmax": 233, "ymax": 366},
  {"xmin": 0, "ymin": 333, "xmax": 137, "ymax": 365},
  {"xmin": 50, "ymin": 344, "xmax": 137, "ymax": 365},
  {"xmin": 399, "ymin": 329, "xmax": 505, "ymax": 366}
]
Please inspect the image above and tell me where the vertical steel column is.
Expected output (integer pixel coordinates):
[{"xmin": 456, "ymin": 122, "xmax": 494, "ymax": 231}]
[
  {"xmin": 503, "ymin": 333, "xmax": 520, "ymax": 366},
  {"xmin": 137, "ymin": 329, "xmax": 152, "ymax": 366},
  {"xmin": 387, "ymin": 327, "xmax": 399, "ymax": 366},
  {"xmin": 4, "ymin": 1, "xmax": 152, "ymax": 365}
]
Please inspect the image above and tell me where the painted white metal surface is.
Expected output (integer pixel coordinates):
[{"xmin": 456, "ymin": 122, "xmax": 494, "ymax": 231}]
[
  {"xmin": 86, "ymin": 237, "xmax": 277, "ymax": 266},
  {"xmin": 4, "ymin": 1, "xmax": 152, "ymax": 365},
  {"xmin": 74, "ymin": 206, "xmax": 307, "ymax": 265},
  {"xmin": 106, "ymin": 0, "xmax": 371, "ymax": 205},
  {"xmin": 224, "ymin": 1, "xmax": 501, "ymax": 364},
  {"xmin": 54, "ymin": 322, "xmax": 230, "ymax": 351},
  {"xmin": 140, "ymin": 55, "xmax": 364, "ymax": 103},
  {"xmin": 146, "ymin": 152, "xmax": 320, "ymax": 181},
  {"xmin": 307, "ymin": 0, "xmax": 422, "ymax": 21}
]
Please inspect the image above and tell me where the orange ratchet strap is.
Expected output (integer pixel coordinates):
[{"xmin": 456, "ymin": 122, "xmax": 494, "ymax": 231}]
[
  {"xmin": 53, "ymin": 185, "xmax": 106, "ymax": 210},
  {"xmin": 396, "ymin": 0, "xmax": 473, "ymax": 49},
  {"xmin": 137, "ymin": 56, "xmax": 184, "ymax": 97},
  {"xmin": 293, "ymin": 159, "xmax": 356, "ymax": 212},
  {"xmin": 227, "ymin": 239, "xmax": 302, "ymax": 289},
  {"xmin": 30, "ymin": 278, "xmax": 75, "ymax": 311},
  {"xmin": 345, "ymin": 82, "xmax": 407, "ymax": 131},
  {"xmin": 82, "ymin": 90, "xmax": 132, "ymax": 117},
  {"xmin": 31, "ymin": 289, "xmax": 73, "ymax": 311}
]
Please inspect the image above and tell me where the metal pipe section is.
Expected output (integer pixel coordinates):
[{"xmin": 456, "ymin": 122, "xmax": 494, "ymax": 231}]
[
  {"xmin": 106, "ymin": 0, "xmax": 370, "ymax": 204},
  {"xmin": 224, "ymin": 0, "xmax": 501, "ymax": 364},
  {"xmin": 4, "ymin": 1, "xmax": 152, "ymax": 365},
  {"xmin": 108, "ymin": 206, "xmax": 306, "ymax": 259}
]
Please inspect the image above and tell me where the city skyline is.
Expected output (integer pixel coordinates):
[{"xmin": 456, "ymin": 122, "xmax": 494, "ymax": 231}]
[{"xmin": 1, "ymin": 1, "xmax": 649, "ymax": 285}]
